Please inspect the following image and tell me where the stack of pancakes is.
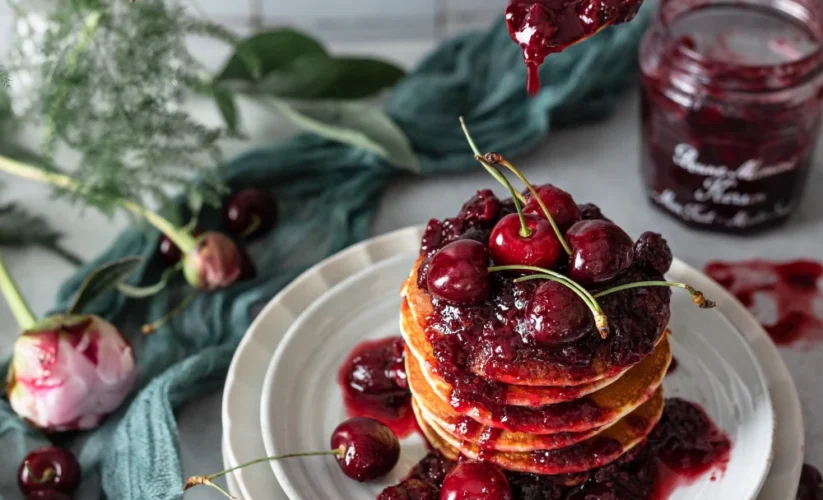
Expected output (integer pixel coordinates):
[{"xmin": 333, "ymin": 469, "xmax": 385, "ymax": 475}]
[{"xmin": 400, "ymin": 258, "xmax": 671, "ymax": 479}]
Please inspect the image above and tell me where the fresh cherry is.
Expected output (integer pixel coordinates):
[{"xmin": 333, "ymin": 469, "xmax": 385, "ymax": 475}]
[
  {"xmin": 426, "ymin": 240, "xmax": 491, "ymax": 305},
  {"xmin": 440, "ymin": 461, "xmax": 513, "ymax": 500},
  {"xmin": 566, "ymin": 220, "xmax": 634, "ymax": 284},
  {"xmin": 157, "ymin": 230, "xmax": 202, "ymax": 266},
  {"xmin": 525, "ymin": 281, "xmax": 593, "ymax": 345},
  {"xmin": 523, "ymin": 184, "xmax": 581, "ymax": 232},
  {"xmin": 331, "ymin": 417, "xmax": 400, "ymax": 482},
  {"xmin": 223, "ymin": 188, "xmax": 278, "ymax": 240},
  {"xmin": 26, "ymin": 492, "xmax": 72, "ymax": 500},
  {"xmin": 18, "ymin": 446, "xmax": 81, "ymax": 495},
  {"xmin": 489, "ymin": 213, "xmax": 562, "ymax": 269}
]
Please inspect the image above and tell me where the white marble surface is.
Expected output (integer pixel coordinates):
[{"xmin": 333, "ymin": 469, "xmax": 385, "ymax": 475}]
[{"xmin": 0, "ymin": 19, "xmax": 821, "ymax": 500}]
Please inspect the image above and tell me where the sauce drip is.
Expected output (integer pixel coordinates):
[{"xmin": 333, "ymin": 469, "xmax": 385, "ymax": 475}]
[
  {"xmin": 380, "ymin": 398, "xmax": 732, "ymax": 499},
  {"xmin": 705, "ymin": 260, "xmax": 823, "ymax": 346},
  {"xmin": 505, "ymin": 0, "xmax": 645, "ymax": 95},
  {"xmin": 337, "ymin": 336, "xmax": 418, "ymax": 439}
]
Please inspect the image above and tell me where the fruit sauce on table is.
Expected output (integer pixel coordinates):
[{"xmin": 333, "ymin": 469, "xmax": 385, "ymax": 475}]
[
  {"xmin": 705, "ymin": 259, "xmax": 823, "ymax": 346},
  {"xmin": 337, "ymin": 336, "xmax": 418, "ymax": 439},
  {"xmin": 506, "ymin": 0, "xmax": 644, "ymax": 95},
  {"xmin": 416, "ymin": 191, "xmax": 671, "ymax": 431},
  {"xmin": 639, "ymin": 0, "xmax": 823, "ymax": 234},
  {"xmin": 380, "ymin": 398, "xmax": 732, "ymax": 500}
]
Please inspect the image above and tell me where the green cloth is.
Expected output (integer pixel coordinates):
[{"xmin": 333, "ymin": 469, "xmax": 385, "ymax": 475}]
[{"xmin": 0, "ymin": 14, "xmax": 649, "ymax": 500}]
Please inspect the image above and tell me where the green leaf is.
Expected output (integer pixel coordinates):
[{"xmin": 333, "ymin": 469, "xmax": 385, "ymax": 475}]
[
  {"xmin": 212, "ymin": 85, "xmax": 239, "ymax": 134},
  {"xmin": 264, "ymin": 98, "xmax": 418, "ymax": 172},
  {"xmin": 245, "ymin": 55, "xmax": 405, "ymax": 100},
  {"xmin": 217, "ymin": 29, "xmax": 327, "ymax": 82},
  {"xmin": 68, "ymin": 257, "xmax": 143, "ymax": 315}
]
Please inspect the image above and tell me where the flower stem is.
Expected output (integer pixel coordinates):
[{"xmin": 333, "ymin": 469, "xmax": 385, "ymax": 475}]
[
  {"xmin": 595, "ymin": 281, "xmax": 716, "ymax": 309},
  {"xmin": 142, "ymin": 291, "xmax": 197, "ymax": 335},
  {"xmin": 0, "ymin": 251, "xmax": 37, "ymax": 330},
  {"xmin": 184, "ymin": 448, "xmax": 345, "ymax": 499},
  {"xmin": 0, "ymin": 154, "xmax": 197, "ymax": 254},
  {"xmin": 485, "ymin": 154, "xmax": 572, "ymax": 256},
  {"xmin": 489, "ymin": 265, "xmax": 609, "ymax": 338},
  {"xmin": 458, "ymin": 117, "xmax": 527, "ymax": 205}
]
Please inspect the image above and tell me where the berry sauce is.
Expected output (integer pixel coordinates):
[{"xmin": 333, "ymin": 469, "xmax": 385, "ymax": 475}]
[
  {"xmin": 417, "ymin": 198, "xmax": 671, "ymax": 430},
  {"xmin": 705, "ymin": 260, "xmax": 823, "ymax": 346},
  {"xmin": 380, "ymin": 398, "xmax": 732, "ymax": 499},
  {"xmin": 337, "ymin": 337, "xmax": 417, "ymax": 439},
  {"xmin": 505, "ymin": 0, "xmax": 644, "ymax": 94}
]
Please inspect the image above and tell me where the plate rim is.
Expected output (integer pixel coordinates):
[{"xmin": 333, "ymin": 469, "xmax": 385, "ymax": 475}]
[{"xmin": 222, "ymin": 226, "xmax": 803, "ymax": 500}]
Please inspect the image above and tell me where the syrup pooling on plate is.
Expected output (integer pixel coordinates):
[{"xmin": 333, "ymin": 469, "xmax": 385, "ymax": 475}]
[
  {"xmin": 380, "ymin": 398, "xmax": 732, "ymax": 499},
  {"xmin": 506, "ymin": 0, "xmax": 645, "ymax": 94},
  {"xmin": 337, "ymin": 336, "xmax": 418, "ymax": 438},
  {"xmin": 705, "ymin": 259, "xmax": 823, "ymax": 346}
]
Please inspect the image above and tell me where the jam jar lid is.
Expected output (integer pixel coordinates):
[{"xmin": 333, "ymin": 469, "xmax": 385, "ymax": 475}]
[{"xmin": 651, "ymin": 0, "xmax": 823, "ymax": 94}]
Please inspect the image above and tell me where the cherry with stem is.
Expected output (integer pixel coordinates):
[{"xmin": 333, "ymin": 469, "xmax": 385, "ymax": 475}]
[{"xmin": 459, "ymin": 117, "xmax": 572, "ymax": 255}]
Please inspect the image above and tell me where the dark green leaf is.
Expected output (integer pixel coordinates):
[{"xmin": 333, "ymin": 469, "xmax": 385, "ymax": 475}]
[
  {"xmin": 247, "ymin": 55, "xmax": 405, "ymax": 100},
  {"xmin": 212, "ymin": 85, "xmax": 239, "ymax": 134},
  {"xmin": 217, "ymin": 29, "xmax": 327, "ymax": 82},
  {"xmin": 264, "ymin": 98, "xmax": 418, "ymax": 172},
  {"xmin": 68, "ymin": 257, "xmax": 143, "ymax": 315}
]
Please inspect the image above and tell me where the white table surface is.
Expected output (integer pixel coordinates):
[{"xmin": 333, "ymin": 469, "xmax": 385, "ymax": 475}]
[{"xmin": 1, "ymin": 40, "xmax": 821, "ymax": 499}]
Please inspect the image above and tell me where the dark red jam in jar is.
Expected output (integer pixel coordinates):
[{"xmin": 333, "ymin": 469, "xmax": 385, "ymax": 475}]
[{"xmin": 640, "ymin": 0, "xmax": 823, "ymax": 234}]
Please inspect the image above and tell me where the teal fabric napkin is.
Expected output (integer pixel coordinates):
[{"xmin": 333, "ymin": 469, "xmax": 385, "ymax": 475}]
[{"xmin": 0, "ymin": 13, "xmax": 649, "ymax": 500}]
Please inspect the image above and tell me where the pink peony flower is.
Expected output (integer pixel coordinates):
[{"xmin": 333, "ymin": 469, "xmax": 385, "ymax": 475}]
[
  {"xmin": 6, "ymin": 315, "xmax": 136, "ymax": 431},
  {"xmin": 183, "ymin": 232, "xmax": 243, "ymax": 290}
]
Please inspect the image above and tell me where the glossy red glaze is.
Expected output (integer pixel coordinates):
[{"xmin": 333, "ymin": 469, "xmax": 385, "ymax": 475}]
[
  {"xmin": 705, "ymin": 260, "xmax": 823, "ymax": 346},
  {"xmin": 440, "ymin": 461, "xmax": 513, "ymax": 500},
  {"xmin": 506, "ymin": 0, "xmax": 644, "ymax": 94},
  {"xmin": 337, "ymin": 337, "xmax": 418, "ymax": 439}
]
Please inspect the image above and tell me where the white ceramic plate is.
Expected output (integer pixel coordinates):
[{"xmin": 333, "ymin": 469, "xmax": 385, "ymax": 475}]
[{"xmin": 221, "ymin": 226, "xmax": 804, "ymax": 500}]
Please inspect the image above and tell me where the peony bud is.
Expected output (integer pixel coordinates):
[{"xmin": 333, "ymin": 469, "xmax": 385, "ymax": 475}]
[
  {"xmin": 6, "ymin": 315, "xmax": 136, "ymax": 432},
  {"xmin": 182, "ymin": 232, "xmax": 244, "ymax": 291}
]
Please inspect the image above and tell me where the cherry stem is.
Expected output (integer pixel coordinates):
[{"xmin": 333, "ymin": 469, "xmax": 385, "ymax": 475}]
[
  {"xmin": 241, "ymin": 214, "xmax": 262, "ymax": 239},
  {"xmin": 595, "ymin": 281, "xmax": 717, "ymax": 309},
  {"xmin": 473, "ymin": 157, "xmax": 532, "ymax": 238},
  {"xmin": 488, "ymin": 265, "xmax": 609, "ymax": 338},
  {"xmin": 458, "ymin": 117, "xmax": 527, "ymax": 205},
  {"xmin": 484, "ymin": 154, "xmax": 572, "ymax": 256},
  {"xmin": 24, "ymin": 461, "xmax": 55, "ymax": 485},
  {"xmin": 0, "ymin": 154, "xmax": 197, "ymax": 254},
  {"xmin": 0, "ymin": 251, "xmax": 37, "ymax": 330},
  {"xmin": 184, "ymin": 447, "xmax": 345, "ymax": 499},
  {"xmin": 142, "ymin": 291, "xmax": 198, "ymax": 335}
]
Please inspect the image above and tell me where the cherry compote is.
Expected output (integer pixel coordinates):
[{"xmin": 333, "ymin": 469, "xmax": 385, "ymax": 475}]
[
  {"xmin": 566, "ymin": 220, "xmax": 634, "ymax": 284},
  {"xmin": 18, "ymin": 447, "xmax": 80, "ymax": 496},
  {"xmin": 338, "ymin": 337, "xmax": 416, "ymax": 438},
  {"xmin": 489, "ymin": 213, "xmax": 563, "ymax": 269},
  {"xmin": 426, "ymin": 240, "xmax": 492, "ymax": 305}
]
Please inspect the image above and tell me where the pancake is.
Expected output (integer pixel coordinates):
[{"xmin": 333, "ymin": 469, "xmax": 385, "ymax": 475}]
[
  {"xmin": 400, "ymin": 299, "xmax": 624, "ymax": 406},
  {"xmin": 403, "ymin": 256, "xmax": 670, "ymax": 387},
  {"xmin": 420, "ymin": 388, "xmax": 665, "ymax": 476},
  {"xmin": 405, "ymin": 335, "xmax": 670, "ymax": 434}
]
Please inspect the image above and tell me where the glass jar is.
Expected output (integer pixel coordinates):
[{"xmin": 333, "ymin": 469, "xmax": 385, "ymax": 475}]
[{"xmin": 639, "ymin": 0, "xmax": 823, "ymax": 234}]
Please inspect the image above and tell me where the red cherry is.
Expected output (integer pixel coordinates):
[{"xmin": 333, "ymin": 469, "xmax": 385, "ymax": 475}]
[
  {"xmin": 426, "ymin": 240, "xmax": 491, "ymax": 305},
  {"xmin": 523, "ymin": 184, "xmax": 581, "ymax": 232},
  {"xmin": 488, "ymin": 213, "xmax": 563, "ymax": 269},
  {"xmin": 525, "ymin": 281, "xmax": 593, "ymax": 345},
  {"xmin": 224, "ymin": 188, "xmax": 278, "ymax": 240},
  {"xmin": 633, "ymin": 232, "xmax": 673, "ymax": 274},
  {"xmin": 458, "ymin": 190, "xmax": 501, "ymax": 227},
  {"xmin": 330, "ymin": 417, "xmax": 400, "ymax": 482},
  {"xmin": 440, "ymin": 461, "xmax": 513, "ymax": 500},
  {"xmin": 157, "ymin": 230, "xmax": 202, "ymax": 266},
  {"xmin": 18, "ymin": 447, "xmax": 80, "ymax": 495},
  {"xmin": 566, "ymin": 220, "xmax": 634, "ymax": 284}
]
